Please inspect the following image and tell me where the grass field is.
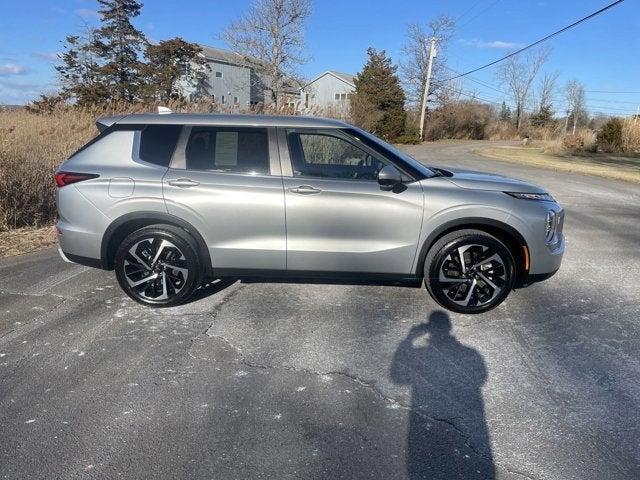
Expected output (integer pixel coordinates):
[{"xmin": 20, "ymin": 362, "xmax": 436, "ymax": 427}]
[{"xmin": 476, "ymin": 146, "xmax": 640, "ymax": 184}]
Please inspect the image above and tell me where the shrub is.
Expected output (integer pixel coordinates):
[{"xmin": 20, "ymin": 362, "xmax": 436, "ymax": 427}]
[
  {"xmin": 423, "ymin": 100, "xmax": 495, "ymax": 141},
  {"xmin": 395, "ymin": 134, "xmax": 421, "ymax": 145},
  {"xmin": 596, "ymin": 118, "xmax": 623, "ymax": 152},
  {"xmin": 562, "ymin": 129, "xmax": 596, "ymax": 152},
  {"xmin": 621, "ymin": 119, "xmax": 640, "ymax": 153}
]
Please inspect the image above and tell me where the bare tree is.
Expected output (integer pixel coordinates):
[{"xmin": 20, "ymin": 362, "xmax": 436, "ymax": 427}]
[
  {"xmin": 400, "ymin": 15, "xmax": 456, "ymax": 108},
  {"xmin": 564, "ymin": 79, "xmax": 587, "ymax": 134},
  {"xmin": 536, "ymin": 71, "xmax": 558, "ymax": 113},
  {"xmin": 497, "ymin": 48, "xmax": 550, "ymax": 130},
  {"xmin": 223, "ymin": 0, "xmax": 311, "ymax": 107}
]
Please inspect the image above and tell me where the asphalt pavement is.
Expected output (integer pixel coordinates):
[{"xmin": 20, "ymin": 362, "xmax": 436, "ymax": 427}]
[{"xmin": 1, "ymin": 141, "xmax": 639, "ymax": 479}]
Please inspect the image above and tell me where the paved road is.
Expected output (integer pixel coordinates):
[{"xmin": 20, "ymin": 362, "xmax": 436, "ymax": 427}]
[{"xmin": 1, "ymin": 141, "xmax": 639, "ymax": 479}]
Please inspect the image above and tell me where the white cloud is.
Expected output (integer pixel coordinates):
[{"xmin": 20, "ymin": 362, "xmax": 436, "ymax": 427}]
[
  {"xmin": 0, "ymin": 78, "xmax": 48, "ymax": 105},
  {"xmin": 74, "ymin": 8, "xmax": 100, "ymax": 20},
  {"xmin": 460, "ymin": 38, "xmax": 524, "ymax": 49},
  {"xmin": 0, "ymin": 63, "xmax": 28, "ymax": 75}
]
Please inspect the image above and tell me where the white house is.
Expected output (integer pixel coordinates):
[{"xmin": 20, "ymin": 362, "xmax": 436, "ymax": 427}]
[{"xmin": 300, "ymin": 71, "xmax": 356, "ymax": 113}]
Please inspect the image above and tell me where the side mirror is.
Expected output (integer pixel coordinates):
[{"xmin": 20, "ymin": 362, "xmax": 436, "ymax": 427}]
[{"xmin": 377, "ymin": 165, "xmax": 403, "ymax": 191}]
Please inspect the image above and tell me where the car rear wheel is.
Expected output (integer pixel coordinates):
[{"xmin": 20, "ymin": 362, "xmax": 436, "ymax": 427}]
[
  {"xmin": 114, "ymin": 225, "xmax": 202, "ymax": 307},
  {"xmin": 424, "ymin": 229, "xmax": 515, "ymax": 314}
]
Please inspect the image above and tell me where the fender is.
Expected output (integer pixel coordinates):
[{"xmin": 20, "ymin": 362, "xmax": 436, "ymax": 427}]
[
  {"xmin": 100, "ymin": 211, "xmax": 213, "ymax": 275},
  {"xmin": 414, "ymin": 217, "xmax": 529, "ymax": 276}
]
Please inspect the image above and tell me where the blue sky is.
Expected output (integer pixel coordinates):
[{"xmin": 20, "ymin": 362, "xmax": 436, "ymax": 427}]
[{"xmin": 1, "ymin": 0, "xmax": 638, "ymax": 115}]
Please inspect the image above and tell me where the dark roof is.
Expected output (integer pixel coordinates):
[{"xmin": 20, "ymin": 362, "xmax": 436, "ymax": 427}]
[
  {"xmin": 199, "ymin": 45, "xmax": 268, "ymax": 69},
  {"xmin": 98, "ymin": 113, "xmax": 351, "ymax": 129}
]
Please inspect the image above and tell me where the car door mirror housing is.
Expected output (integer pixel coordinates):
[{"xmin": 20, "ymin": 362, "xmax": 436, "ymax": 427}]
[{"xmin": 378, "ymin": 165, "xmax": 403, "ymax": 190}]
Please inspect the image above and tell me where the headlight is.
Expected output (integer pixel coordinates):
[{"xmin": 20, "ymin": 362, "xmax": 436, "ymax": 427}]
[
  {"xmin": 545, "ymin": 210, "xmax": 557, "ymax": 242},
  {"xmin": 505, "ymin": 192, "xmax": 555, "ymax": 202}
]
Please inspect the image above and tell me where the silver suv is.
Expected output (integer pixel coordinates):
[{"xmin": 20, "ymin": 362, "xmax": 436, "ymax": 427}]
[{"xmin": 55, "ymin": 113, "xmax": 564, "ymax": 314}]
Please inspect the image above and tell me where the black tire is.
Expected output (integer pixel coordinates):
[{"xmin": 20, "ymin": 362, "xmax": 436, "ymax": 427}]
[
  {"xmin": 424, "ymin": 229, "xmax": 515, "ymax": 314},
  {"xmin": 114, "ymin": 224, "xmax": 203, "ymax": 307}
]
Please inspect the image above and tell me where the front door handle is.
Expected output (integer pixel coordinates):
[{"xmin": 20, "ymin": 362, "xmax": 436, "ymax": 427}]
[
  {"xmin": 289, "ymin": 185, "xmax": 321, "ymax": 195},
  {"xmin": 167, "ymin": 178, "xmax": 200, "ymax": 188}
]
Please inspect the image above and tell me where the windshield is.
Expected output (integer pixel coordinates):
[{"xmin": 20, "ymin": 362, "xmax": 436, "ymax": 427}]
[{"xmin": 348, "ymin": 127, "xmax": 436, "ymax": 178}]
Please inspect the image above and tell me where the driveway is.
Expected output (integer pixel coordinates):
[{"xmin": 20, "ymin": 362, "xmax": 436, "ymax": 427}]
[{"xmin": 1, "ymin": 141, "xmax": 639, "ymax": 479}]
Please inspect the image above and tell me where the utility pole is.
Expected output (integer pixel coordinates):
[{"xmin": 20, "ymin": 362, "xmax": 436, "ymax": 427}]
[{"xmin": 419, "ymin": 37, "xmax": 437, "ymax": 141}]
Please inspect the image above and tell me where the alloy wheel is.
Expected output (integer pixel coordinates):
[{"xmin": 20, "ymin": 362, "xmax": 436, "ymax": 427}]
[
  {"xmin": 438, "ymin": 244, "xmax": 507, "ymax": 308},
  {"xmin": 123, "ymin": 237, "xmax": 189, "ymax": 301}
]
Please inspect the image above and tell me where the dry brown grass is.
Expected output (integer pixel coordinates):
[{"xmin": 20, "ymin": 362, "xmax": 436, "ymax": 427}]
[
  {"xmin": 622, "ymin": 119, "xmax": 640, "ymax": 153},
  {"xmin": 0, "ymin": 107, "xmax": 97, "ymax": 231},
  {"xmin": 0, "ymin": 225, "xmax": 57, "ymax": 258},
  {"xmin": 477, "ymin": 145, "xmax": 640, "ymax": 184}
]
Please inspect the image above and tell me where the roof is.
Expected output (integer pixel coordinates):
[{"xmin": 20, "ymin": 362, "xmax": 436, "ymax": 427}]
[
  {"xmin": 98, "ymin": 113, "xmax": 351, "ymax": 129},
  {"xmin": 199, "ymin": 44, "xmax": 268, "ymax": 69},
  {"xmin": 302, "ymin": 71, "xmax": 356, "ymax": 89}
]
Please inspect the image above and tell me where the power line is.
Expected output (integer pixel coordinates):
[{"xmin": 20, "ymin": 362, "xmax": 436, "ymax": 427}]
[
  {"xmin": 444, "ymin": 0, "xmax": 625, "ymax": 81},
  {"xmin": 456, "ymin": 0, "xmax": 483, "ymax": 22},
  {"xmin": 459, "ymin": 0, "xmax": 502, "ymax": 29},
  {"xmin": 585, "ymin": 90, "xmax": 640, "ymax": 94}
]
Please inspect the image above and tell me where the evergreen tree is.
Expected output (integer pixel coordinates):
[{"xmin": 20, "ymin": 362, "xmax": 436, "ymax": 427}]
[
  {"xmin": 350, "ymin": 48, "xmax": 407, "ymax": 141},
  {"xmin": 498, "ymin": 101, "xmax": 512, "ymax": 122},
  {"xmin": 530, "ymin": 104, "xmax": 554, "ymax": 127},
  {"xmin": 91, "ymin": 0, "xmax": 147, "ymax": 102},
  {"xmin": 142, "ymin": 38, "xmax": 210, "ymax": 102},
  {"xmin": 56, "ymin": 32, "xmax": 109, "ymax": 105}
]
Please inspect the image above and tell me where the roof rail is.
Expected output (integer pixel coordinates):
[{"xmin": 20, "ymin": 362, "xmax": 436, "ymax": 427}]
[{"xmin": 157, "ymin": 106, "xmax": 172, "ymax": 115}]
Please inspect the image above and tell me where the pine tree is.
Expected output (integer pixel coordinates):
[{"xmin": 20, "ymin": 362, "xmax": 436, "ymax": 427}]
[
  {"xmin": 498, "ymin": 101, "xmax": 512, "ymax": 122},
  {"xmin": 56, "ymin": 31, "xmax": 110, "ymax": 105},
  {"xmin": 142, "ymin": 38, "xmax": 210, "ymax": 102},
  {"xmin": 350, "ymin": 48, "xmax": 407, "ymax": 141},
  {"xmin": 91, "ymin": 0, "xmax": 147, "ymax": 102}
]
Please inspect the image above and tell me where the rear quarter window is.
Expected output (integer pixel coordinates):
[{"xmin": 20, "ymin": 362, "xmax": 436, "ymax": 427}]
[{"xmin": 139, "ymin": 124, "xmax": 182, "ymax": 167}]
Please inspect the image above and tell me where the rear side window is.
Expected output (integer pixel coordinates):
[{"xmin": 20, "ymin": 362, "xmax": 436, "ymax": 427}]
[
  {"xmin": 185, "ymin": 127, "xmax": 269, "ymax": 174},
  {"xmin": 139, "ymin": 124, "xmax": 182, "ymax": 167}
]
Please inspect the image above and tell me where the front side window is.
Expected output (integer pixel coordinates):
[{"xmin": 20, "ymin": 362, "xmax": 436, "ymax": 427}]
[
  {"xmin": 185, "ymin": 127, "xmax": 269, "ymax": 175},
  {"xmin": 287, "ymin": 130, "xmax": 389, "ymax": 180}
]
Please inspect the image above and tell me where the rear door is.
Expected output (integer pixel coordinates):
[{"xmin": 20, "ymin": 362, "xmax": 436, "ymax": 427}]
[
  {"xmin": 279, "ymin": 128, "xmax": 424, "ymax": 274},
  {"xmin": 163, "ymin": 125, "xmax": 286, "ymax": 271}
]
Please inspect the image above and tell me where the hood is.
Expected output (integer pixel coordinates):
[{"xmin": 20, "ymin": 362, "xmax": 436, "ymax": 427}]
[{"xmin": 432, "ymin": 166, "xmax": 547, "ymax": 194}]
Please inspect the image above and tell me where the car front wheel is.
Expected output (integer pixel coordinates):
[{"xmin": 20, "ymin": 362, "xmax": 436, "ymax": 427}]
[
  {"xmin": 424, "ymin": 229, "xmax": 515, "ymax": 314},
  {"xmin": 114, "ymin": 224, "xmax": 202, "ymax": 307}
]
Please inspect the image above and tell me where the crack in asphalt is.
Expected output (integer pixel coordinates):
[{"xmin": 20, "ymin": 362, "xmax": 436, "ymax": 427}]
[{"xmin": 204, "ymin": 329, "xmax": 507, "ymax": 472}]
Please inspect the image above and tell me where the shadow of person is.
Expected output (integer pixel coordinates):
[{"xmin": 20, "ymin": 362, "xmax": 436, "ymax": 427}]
[{"xmin": 390, "ymin": 311, "xmax": 495, "ymax": 479}]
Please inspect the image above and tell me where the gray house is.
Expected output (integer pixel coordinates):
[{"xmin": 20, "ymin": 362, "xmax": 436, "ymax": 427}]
[
  {"xmin": 300, "ymin": 71, "xmax": 356, "ymax": 113},
  {"xmin": 182, "ymin": 45, "xmax": 301, "ymax": 108}
]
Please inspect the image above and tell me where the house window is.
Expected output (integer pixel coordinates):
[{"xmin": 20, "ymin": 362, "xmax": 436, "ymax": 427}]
[
  {"xmin": 215, "ymin": 71, "xmax": 223, "ymax": 78},
  {"xmin": 334, "ymin": 93, "xmax": 340, "ymax": 100},
  {"xmin": 221, "ymin": 95, "xmax": 226, "ymax": 104},
  {"xmin": 340, "ymin": 93, "xmax": 347, "ymax": 100},
  {"xmin": 234, "ymin": 96, "xmax": 239, "ymax": 105}
]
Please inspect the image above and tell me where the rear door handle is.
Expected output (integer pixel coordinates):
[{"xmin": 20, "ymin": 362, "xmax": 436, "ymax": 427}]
[
  {"xmin": 167, "ymin": 178, "xmax": 200, "ymax": 188},
  {"xmin": 289, "ymin": 185, "xmax": 321, "ymax": 195}
]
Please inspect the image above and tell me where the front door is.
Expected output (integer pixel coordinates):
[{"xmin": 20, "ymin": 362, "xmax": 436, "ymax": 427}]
[
  {"xmin": 163, "ymin": 126, "xmax": 286, "ymax": 270},
  {"xmin": 280, "ymin": 128, "xmax": 424, "ymax": 274}
]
